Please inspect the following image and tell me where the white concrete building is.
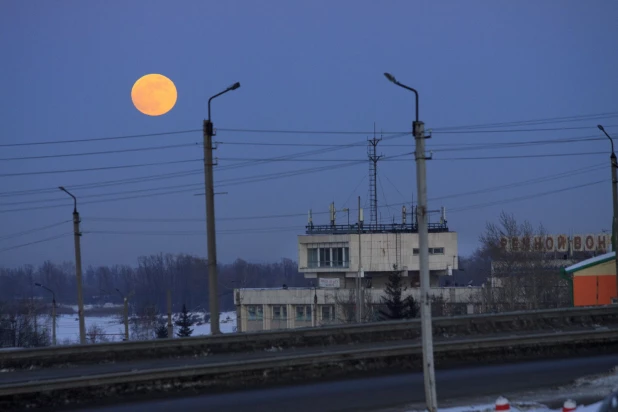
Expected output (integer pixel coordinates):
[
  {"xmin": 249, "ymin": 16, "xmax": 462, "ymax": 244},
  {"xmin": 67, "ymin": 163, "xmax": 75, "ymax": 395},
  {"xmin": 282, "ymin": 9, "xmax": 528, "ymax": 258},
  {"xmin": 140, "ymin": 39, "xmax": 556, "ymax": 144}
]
[{"xmin": 234, "ymin": 205, "xmax": 479, "ymax": 332}]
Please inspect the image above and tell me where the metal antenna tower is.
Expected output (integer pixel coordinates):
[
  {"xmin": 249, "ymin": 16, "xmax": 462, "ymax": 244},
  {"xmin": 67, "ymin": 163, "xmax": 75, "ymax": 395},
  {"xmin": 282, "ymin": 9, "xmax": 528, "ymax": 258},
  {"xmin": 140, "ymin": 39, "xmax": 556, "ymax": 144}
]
[{"xmin": 368, "ymin": 124, "xmax": 383, "ymax": 227}]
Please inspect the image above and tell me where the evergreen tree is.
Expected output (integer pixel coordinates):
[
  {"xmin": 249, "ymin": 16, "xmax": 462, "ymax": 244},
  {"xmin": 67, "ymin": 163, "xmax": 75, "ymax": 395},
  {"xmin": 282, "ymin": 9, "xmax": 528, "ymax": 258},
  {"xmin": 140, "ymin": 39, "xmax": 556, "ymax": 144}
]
[
  {"xmin": 174, "ymin": 304, "xmax": 194, "ymax": 337},
  {"xmin": 155, "ymin": 322, "xmax": 168, "ymax": 339},
  {"xmin": 380, "ymin": 268, "xmax": 419, "ymax": 320}
]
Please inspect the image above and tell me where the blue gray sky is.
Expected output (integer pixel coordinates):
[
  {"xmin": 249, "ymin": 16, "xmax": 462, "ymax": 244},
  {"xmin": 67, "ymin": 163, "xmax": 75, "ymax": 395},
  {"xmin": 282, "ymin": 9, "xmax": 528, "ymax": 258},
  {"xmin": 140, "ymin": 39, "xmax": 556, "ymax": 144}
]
[{"xmin": 1, "ymin": 0, "xmax": 617, "ymax": 268}]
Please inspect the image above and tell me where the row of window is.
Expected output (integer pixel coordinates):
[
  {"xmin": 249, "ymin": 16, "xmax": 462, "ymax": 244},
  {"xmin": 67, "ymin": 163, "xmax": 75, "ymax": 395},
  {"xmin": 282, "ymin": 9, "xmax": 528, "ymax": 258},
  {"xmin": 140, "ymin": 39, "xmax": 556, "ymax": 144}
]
[
  {"xmin": 246, "ymin": 305, "xmax": 335, "ymax": 322},
  {"xmin": 308, "ymin": 247, "xmax": 350, "ymax": 268},
  {"xmin": 412, "ymin": 247, "xmax": 445, "ymax": 255}
]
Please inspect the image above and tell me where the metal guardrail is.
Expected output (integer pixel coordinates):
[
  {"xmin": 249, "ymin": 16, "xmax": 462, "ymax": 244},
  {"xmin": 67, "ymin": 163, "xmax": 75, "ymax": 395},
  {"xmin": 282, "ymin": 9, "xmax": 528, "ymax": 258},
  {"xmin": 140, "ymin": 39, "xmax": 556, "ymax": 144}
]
[
  {"xmin": 1, "ymin": 305, "xmax": 617, "ymax": 370},
  {"xmin": 1, "ymin": 328, "xmax": 617, "ymax": 410}
]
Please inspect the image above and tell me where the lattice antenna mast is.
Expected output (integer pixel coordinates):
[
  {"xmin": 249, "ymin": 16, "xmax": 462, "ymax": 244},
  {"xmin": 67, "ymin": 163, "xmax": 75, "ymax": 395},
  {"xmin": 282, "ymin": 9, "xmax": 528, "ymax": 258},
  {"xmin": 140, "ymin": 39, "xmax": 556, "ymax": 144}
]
[{"xmin": 368, "ymin": 124, "xmax": 383, "ymax": 227}]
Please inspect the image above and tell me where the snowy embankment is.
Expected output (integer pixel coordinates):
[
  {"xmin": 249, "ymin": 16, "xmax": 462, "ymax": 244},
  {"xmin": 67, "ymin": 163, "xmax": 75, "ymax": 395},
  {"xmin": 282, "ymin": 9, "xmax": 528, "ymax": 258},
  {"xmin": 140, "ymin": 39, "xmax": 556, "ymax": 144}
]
[{"xmin": 55, "ymin": 311, "xmax": 237, "ymax": 344}]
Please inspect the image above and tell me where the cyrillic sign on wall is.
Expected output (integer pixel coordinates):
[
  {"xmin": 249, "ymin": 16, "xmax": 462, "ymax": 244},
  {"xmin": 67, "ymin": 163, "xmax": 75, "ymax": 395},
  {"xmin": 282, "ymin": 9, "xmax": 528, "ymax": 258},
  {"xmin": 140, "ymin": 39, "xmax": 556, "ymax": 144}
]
[
  {"xmin": 499, "ymin": 234, "xmax": 611, "ymax": 253},
  {"xmin": 319, "ymin": 278, "xmax": 341, "ymax": 288}
]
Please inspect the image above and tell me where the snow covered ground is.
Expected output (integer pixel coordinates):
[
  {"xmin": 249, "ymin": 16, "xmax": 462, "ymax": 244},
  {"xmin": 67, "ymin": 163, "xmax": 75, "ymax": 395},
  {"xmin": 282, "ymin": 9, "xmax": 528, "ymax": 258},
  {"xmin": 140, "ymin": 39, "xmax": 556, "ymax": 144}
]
[
  {"xmin": 54, "ymin": 310, "xmax": 237, "ymax": 344},
  {"xmin": 401, "ymin": 368, "xmax": 618, "ymax": 412},
  {"xmin": 405, "ymin": 400, "xmax": 604, "ymax": 412}
]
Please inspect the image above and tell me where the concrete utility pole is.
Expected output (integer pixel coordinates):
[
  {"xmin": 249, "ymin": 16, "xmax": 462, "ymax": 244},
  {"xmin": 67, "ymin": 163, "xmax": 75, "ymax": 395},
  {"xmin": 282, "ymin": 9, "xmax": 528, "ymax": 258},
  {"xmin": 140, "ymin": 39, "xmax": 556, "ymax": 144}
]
[
  {"xmin": 204, "ymin": 82, "xmax": 241, "ymax": 335},
  {"xmin": 385, "ymin": 72, "xmax": 438, "ymax": 412},
  {"xmin": 35, "ymin": 282, "xmax": 56, "ymax": 346},
  {"xmin": 59, "ymin": 187, "xmax": 86, "ymax": 345},
  {"xmin": 357, "ymin": 196, "xmax": 363, "ymax": 323},
  {"xmin": 167, "ymin": 289, "xmax": 173, "ymax": 338},
  {"xmin": 597, "ymin": 125, "xmax": 618, "ymax": 303}
]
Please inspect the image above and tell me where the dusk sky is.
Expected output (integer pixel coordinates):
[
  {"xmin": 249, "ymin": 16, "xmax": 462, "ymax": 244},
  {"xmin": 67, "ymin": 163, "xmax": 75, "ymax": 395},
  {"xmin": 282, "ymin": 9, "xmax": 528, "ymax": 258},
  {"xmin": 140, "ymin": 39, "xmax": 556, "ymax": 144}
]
[{"xmin": 1, "ymin": 1, "xmax": 617, "ymax": 268}]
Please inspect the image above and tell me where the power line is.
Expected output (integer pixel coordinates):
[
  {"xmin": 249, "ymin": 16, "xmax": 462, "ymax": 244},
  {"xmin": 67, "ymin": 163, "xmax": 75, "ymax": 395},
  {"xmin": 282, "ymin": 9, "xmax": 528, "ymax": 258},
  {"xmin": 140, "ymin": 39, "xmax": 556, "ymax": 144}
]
[
  {"xmin": 82, "ymin": 180, "xmax": 605, "ymax": 237},
  {"xmin": 0, "ymin": 220, "xmax": 72, "ymax": 241},
  {"xmin": 432, "ymin": 125, "xmax": 618, "ymax": 134},
  {"xmin": 0, "ymin": 158, "xmax": 202, "ymax": 178},
  {"xmin": 0, "ymin": 168, "xmax": 203, "ymax": 198},
  {"xmin": 217, "ymin": 134, "xmax": 604, "ymax": 149},
  {"xmin": 430, "ymin": 151, "xmax": 607, "ymax": 161},
  {"xmin": 0, "ymin": 129, "xmax": 201, "ymax": 148},
  {"xmin": 2, "ymin": 111, "xmax": 616, "ymax": 148},
  {"xmin": 0, "ymin": 233, "xmax": 72, "ymax": 254},
  {"xmin": 449, "ymin": 180, "xmax": 606, "ymax": 213},
  {"xmin": 81, "ymin": 163, "xmax": 605, "ymax": 224},
  {"xmin": 0, "ymin": 143, "xmax": 200, "ymax": 161},
  {"xmin": 431, "ymin": 112, "xmax": 618, "ymax": 131},
  {"xmin": 0, "ymin": 162, "xmax": 369, "ymax": 214},
  {"xmin": 0, "ymin": 134, "xmax": 407, "ymax": 195}
]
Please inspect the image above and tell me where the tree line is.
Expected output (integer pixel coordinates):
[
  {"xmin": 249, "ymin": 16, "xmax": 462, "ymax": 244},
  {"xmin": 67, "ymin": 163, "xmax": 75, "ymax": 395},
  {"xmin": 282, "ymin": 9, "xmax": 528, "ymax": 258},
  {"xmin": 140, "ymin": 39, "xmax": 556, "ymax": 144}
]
[{"xmin": 0, "ymin": 255, "xmax": 311, "ymax": 314}]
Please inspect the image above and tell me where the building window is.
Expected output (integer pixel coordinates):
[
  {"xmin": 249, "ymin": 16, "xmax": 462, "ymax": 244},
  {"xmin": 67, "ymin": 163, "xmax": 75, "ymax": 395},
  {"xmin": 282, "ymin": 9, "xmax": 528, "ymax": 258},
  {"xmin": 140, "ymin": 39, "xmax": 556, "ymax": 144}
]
[
  {"xmin": 321, "ymin": 305, "xmax": 335, "ymax": 321},
  {"xmin": 308, "ymin": 248, "xmax": 318, "ymax": 268},
  {"xmin": 308, "ymin": 246, "xmax": 349, "ymax": 268},
  {"xmin": 295, "ymin": 305, "xmax": 312, "ymax": 321},
  {"xmin": 319, "ymin": 248, "xmax": 331, "ymax": 267},
  {"xmin": 413, "ymin": 247, "xmax": 445, "ymax": 256},
  {"xmin": 272, "ymin": 305, "xmax": 287, "ymax": 320},
  {"xmin": 247, "ymin": 305, "xmax": 263, "ymax": 321}
]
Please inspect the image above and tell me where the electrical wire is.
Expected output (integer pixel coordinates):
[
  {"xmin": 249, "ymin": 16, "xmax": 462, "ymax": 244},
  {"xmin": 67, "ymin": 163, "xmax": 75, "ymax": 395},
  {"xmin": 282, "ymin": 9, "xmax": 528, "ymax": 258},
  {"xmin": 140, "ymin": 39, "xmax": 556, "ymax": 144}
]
[
  {"xmin": 2, "ymin": 111, "xmax": 616, "ymax": 148},
  {"xmin": 0, "ymin": 129, "xmax": 201, "ymax": 148},
  {"xmin": 81, "ymin": 180, "xmax": 604, "ymax": 238},
  {"xmin": 0, "ymin": 220, "xmax": 72, "ymax": 241},
  {"xmin": 0, "ymin": 143, "xmax": 200, "ymax": 161},
  {"xmin": 0, "ymin": 134, "xmax": 408, "ymax": 195},
  {"xmin": 431, "ymin": 112, "xmax": 618, "ymax": 131},
  {"xmin": 449, "ymin": 180, "xmax": 606, "ymax": 213},
  {"xmin": 0, "ymin": 158, "xmax": 202, "ymax": 178},
  {"xmin": 0, "ymin": 233, "xmax": 72, "ymax": 254},
  {"xmin": 81, "ymin": 163, "xmax": 605, "ymax": 224},
  {"xmin": 432, "ymin": 125, "xmax": 618, "ymax": 134}
]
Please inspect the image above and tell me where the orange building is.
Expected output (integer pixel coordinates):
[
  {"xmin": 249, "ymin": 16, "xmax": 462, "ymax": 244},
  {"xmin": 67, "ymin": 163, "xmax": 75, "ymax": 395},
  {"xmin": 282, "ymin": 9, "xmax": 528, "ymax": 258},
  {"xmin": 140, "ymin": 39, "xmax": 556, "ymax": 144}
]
[{"xmin": 562, "ymin": 251, "xmax": 617, "ymax": 306}]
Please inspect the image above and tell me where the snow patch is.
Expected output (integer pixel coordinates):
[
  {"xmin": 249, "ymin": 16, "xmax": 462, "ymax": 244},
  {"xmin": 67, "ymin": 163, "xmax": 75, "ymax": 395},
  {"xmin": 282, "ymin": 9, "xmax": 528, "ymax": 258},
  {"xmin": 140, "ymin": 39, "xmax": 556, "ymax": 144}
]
[{"xmin": 405, "ymin": 401, "xmax": 603, "ymax": 412}]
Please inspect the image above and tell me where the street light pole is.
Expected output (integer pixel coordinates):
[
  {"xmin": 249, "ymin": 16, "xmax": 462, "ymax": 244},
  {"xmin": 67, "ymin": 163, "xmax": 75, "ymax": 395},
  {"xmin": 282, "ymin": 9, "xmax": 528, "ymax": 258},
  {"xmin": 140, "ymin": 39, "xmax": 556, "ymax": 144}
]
[
  {"xmin": 385, "ymin": 72, "xmax": 438, "ymax": 412},
  {"xmin": 59, "ymin": 186, "xmax": 86, "ymax": 345},
  {"xmin": 35, "ymin": 283, "xmax": 56, "ymax": 346},
  {"xmin": 204, "ymin": 82, "xmax": 241, "ymax": 335},
  {"xmin": 116, "ymin": 288, "xmax": 129, "ymax": 341},
  {"xmin": 598, "ymin": 125, "xmax": 618, "ymax": 303}
]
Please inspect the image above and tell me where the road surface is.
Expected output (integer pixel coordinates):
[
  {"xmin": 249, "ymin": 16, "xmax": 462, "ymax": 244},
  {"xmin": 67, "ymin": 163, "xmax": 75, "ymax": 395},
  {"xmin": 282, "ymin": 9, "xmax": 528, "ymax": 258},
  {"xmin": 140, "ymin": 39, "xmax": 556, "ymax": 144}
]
[{"xmin": 68, "ymin": 354, "xmax": 618, "ymax": 412}]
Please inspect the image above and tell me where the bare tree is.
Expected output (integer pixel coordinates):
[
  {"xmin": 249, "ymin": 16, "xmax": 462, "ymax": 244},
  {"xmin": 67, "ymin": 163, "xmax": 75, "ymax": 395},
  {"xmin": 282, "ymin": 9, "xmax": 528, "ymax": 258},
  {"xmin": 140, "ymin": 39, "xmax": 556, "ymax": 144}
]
[
  {"xmin": 478, "ymin": 211, "xmax": 572, "ymax": 312},
  {"xmin": 86, "ymin": 324, "xmax": 110, "ymax": 344}
]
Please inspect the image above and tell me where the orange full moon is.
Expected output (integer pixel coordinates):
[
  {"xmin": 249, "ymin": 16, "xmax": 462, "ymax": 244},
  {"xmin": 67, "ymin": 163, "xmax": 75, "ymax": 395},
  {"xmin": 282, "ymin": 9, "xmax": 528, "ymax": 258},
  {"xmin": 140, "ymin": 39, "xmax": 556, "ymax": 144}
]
[{"xmin": 131, "ymin": 74, "xmax": 177, "ymax": 116}]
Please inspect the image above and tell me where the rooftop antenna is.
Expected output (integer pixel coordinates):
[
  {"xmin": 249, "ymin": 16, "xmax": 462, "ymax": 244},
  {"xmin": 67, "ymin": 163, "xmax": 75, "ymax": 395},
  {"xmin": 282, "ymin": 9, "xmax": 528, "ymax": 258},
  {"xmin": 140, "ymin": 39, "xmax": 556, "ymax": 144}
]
[
  {"xmin": 330, "ymin": 202, "xmax": 336, "ymax": 226},
  {"xmin": 402, "ymin": 205, "xmax": 407, "ymax": 225}
]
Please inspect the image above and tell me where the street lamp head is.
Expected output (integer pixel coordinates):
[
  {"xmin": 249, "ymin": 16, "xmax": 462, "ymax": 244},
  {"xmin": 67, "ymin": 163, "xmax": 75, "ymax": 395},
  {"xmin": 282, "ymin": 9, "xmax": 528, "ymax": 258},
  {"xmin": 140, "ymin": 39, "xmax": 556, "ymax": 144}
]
[
  {"xmin": 598, "ymin": 125, "xmax": 606, "ymax": 132},
  {"xmin": 384, "ymin": 72, "xmax": 397, "ymax": 84},
  {"xmin": 228, "ymin": 82, "xmax": 241, "ymax": 91},
  {"xmin": 35, "ymin": 282, "xmax": 42, "ymax": 287}
]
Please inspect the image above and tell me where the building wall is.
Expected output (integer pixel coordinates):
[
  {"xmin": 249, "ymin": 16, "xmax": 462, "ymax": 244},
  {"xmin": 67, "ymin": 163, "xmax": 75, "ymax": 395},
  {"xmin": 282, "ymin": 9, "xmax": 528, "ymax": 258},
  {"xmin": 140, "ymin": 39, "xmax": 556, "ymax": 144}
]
[
  {"xmin": 234, "ymin": 286, "xmax": 480, "ymax": 332},
  {"xmin": 572, "ymin": 259, "xmax": 617, "ymax": 306},
  {"xmin": 298, "ymin": 232, "xmax": 458, "ymax": 275}
]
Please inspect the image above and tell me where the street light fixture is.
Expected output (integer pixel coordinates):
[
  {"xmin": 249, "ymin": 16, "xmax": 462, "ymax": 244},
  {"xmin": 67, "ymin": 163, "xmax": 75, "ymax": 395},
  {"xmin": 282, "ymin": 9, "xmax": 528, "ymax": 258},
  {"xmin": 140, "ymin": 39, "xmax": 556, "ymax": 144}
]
[
  {"xmin": 384, "ymin": 72, "xmax": 437, "ymax": 412},
  {"xmin": 58, "ymin": 186, "xmax": 86, "ymax": 345},
  {"xmin": 598, "ymin": 125, "xmax": 618, "ymax": 303},
  {"xmin": 203, "ymin": 81, "xmax": 241, "ymax": 336},
  {"xmin": 35, "ymin": 282, "xmax": 57, "ymax": 346}
]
